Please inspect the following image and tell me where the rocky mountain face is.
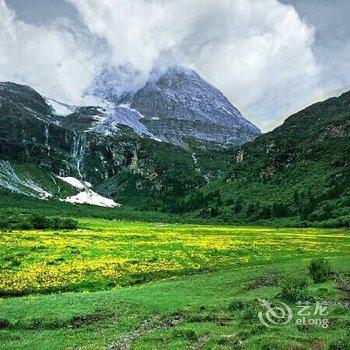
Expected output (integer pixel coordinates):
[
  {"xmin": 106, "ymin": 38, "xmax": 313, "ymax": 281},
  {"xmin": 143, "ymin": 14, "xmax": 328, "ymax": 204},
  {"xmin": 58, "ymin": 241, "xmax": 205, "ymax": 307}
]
[
  {"xmin": 0, "ymin": 68, "xmax": 256, "ymax": 209},
  {"xmin": 90, "ymin": 66, "xmax": 261, "ymax": 146}
]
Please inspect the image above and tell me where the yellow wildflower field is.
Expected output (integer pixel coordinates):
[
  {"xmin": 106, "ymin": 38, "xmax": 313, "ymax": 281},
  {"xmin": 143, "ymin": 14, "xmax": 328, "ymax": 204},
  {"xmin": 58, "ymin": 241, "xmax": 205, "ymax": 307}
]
[{"xmin": 0, "ymin": 219, "xmax": 349, "ymax": 295}]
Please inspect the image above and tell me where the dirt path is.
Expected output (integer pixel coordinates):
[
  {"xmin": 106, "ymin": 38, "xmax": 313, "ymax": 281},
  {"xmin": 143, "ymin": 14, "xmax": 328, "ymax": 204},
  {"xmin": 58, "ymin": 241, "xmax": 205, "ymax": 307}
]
[{"xmin": 108, "ymin": 313, "xmax": 184, "ymax": 350}]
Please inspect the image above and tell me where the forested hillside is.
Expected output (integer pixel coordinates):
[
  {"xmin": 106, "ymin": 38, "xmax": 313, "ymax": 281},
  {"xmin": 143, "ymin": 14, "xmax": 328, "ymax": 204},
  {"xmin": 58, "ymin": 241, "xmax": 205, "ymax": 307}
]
[{"xmin": 185, "ymin": 91, "xmax": 350, "ymax": 227}]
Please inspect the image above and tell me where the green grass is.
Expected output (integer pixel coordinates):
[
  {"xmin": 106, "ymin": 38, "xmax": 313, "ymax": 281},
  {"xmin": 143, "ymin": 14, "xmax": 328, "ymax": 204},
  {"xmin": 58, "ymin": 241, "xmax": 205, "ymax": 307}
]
[
  {"xmin": 1, "ymin": 219, "xmax": 349, "ymax": 295},
  {"xmin": 0, "ymin": 258, "xmax": 349, "ymax": 349},
  {"xmin": 0, "ymin": 218, "xmax": 349, "ymax": 349}
]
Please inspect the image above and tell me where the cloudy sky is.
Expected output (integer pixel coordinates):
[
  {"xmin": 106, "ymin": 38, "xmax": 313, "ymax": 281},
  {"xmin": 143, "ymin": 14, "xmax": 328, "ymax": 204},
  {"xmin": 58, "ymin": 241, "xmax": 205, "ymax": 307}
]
[{"xmin": 1, "ymin": 0, "xmax": 349, "ymax": 131}]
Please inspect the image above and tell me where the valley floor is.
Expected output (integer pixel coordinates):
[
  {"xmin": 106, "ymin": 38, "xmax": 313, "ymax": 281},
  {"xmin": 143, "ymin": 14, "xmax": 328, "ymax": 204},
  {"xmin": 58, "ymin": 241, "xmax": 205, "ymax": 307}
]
[{"xmin": 0, "ymin": 219, "xmax": 349, "ymax": 349}]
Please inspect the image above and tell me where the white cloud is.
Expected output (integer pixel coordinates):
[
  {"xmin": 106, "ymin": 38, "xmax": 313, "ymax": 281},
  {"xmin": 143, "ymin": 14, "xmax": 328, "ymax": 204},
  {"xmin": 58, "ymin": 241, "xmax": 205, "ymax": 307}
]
[
  {"xmin": 68, "ymin": 0, "xmax": 322, "ymax": 130},
  {"xmin": 180, "ymin": 0, "xmax": 321, "ymax": 129},
  {"xmin": 0, "ymin": 0, "xmax": 97, "ymax": 103},
  {"xmin": 0, "ymin": 0, "xmax": 323, "ymax": 130}
]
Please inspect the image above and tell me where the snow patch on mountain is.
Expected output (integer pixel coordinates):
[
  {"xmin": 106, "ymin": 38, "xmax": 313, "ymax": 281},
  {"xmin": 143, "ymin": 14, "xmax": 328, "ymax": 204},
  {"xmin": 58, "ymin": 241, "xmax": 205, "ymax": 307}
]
[
  {"xmin": 56, "ymin": 176, "xmax": 92, "ymax": 190},
  {"xmin": 64, "ymin": 189, "xmax": 120, "ymax": 208},
  {"xmin": 46, "ymin": 98, "xmax": 75, "ymax": 116},
  {"xmin": 92, "ymin": 103, "xmax": 156, "ymax": 138}
]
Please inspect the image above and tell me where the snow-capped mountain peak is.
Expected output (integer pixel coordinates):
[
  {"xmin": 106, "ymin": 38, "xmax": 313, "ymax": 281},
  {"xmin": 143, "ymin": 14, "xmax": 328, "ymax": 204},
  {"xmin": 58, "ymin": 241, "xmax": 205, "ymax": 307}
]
[{"xmin": 88, "ymin": 65, "xmax": 261, "ymax": 146}]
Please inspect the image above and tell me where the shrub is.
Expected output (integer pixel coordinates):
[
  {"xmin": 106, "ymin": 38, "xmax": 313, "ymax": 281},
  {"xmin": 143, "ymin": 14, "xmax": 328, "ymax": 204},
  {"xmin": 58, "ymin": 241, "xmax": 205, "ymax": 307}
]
[
  {"xmin": 260, "ymin": 341, "xmax": 284, "ymax": 350},
  {"xmin": 319, "ymin": 216, "xmax": 350, "ymax": 228},
  {"xmin": 217, "ymin": 335, "xmax": 242, "ymax": 346},
  {"xmin": 0, "ymin": 318, "xmax": 10, "ymax": 329},
  {"xmin": 0, "ymin": 213, "xmax": 78, "ymax": 230},
  {"xmin": 18, "ymin": 217, "xmax": 34, "ymax": 230},
  {"xmin": 172, "ymin": 329, "xmax": 198, "ymax": 341},
  {"xmin": 31, "ymin": 214, "xmax": 51, "ymax": 229},
  {"xmin": 280, "ymin": 273, "xmax": 310, "ymax": 302},
  {"xmin": 228, "ymin": 299, "xmax": 247, "ymax": 312},
  {"xmin": 51, "ymin": 217, "xmax": 78, "ymax": 230},
  {"xmin": 261, "ymin": 339, "xmax": 304, "ymax": 350},
  {"xmin": 308, "ymin": 258, "xmax": 332, "ymax": 283},
  {"xmin": 328, "ymin": 338, "xmax": 350, "ymax": 350},
  {"xmin": 240, "ymin": 305, "xmax": 257, "ymax": 322}
]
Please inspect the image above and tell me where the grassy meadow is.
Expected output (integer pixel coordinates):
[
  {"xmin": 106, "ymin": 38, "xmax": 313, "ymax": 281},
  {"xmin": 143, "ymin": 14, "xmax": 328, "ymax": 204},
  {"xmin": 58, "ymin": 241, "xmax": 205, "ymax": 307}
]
[{"xmin": 0, "ymin": 219, "xmax": 349, "ymax": 349}]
